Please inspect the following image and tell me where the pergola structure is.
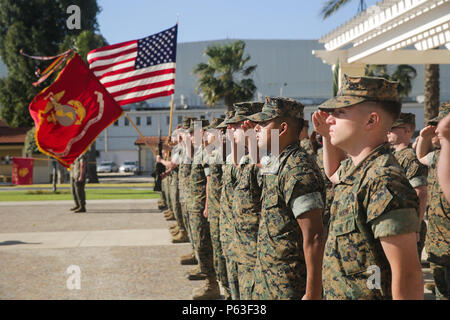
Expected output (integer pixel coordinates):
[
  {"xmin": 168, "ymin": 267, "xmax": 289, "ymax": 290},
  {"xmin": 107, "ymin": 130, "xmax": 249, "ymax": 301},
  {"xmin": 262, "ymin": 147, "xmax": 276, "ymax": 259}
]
[{"xmin": 313, "ymin": 0, "xmax": 450, "ymax": 87}]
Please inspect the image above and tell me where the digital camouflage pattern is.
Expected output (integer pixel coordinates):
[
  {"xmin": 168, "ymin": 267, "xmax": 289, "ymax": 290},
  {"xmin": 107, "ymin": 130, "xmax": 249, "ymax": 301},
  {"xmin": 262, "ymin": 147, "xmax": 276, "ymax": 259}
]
[
  {"xmin": 391, "ymin": 112, "xmax": 415, "ymax": 128},
  {"xmin": 428, "ymin": 102, "xmax": 450, "ymax": 125},
  {"xmin": 187, "ymin": 147, "xmax": 215, "ymax": 278},
  {"xmin": 246, "ymin": 96, "xmax": 304, "ymax": 123},
  {"xmin": 391, "ymin": 146, "xmax": 428, "ymax": 259},
  {"xmin": 392, "ymin": 147, "xmax": 428, "ymax": 189},
  {"xmin": 204, "ymin": 147, "xmax": 230, "ymax": 298},
  {"xmin": 425, "ymin": 150, "xmax": 450, "ymax": 268},
  {"xmin": 169, "ymin": 144, "xmax": 186, "ymax": 231},
  {"xmin": 323, "ymin": 143, "xmax": 420, "ymax": 300},
  {"xmin": 231, "ymin": 155, "xmax": 263, "ymax": 299},
  {"xmin": 178, "ymin": 146, "xmax": 194, "ymax": 250},
  {"xmin": 220, "ymin": 153, "xmax": 240, "ymax": 299},
  {"xmin": 315, "ymin": 148, "xmax": 334, "ymax": 238},
  {"xmin": 300, "ymin": 138, "xmax": 315, "ymax": 157},
  {"xmin": 252, "ymin": 142, "xmax": 325, "ymax": 300},
  {"xmin": 226, "ymin": 102, "xmax": 264, "ymax": 124},
  {"xmin": 319, "ymin": 75, "xmax": 400, "ymax": 110},
  {"xmin": 217, "ymin": 111, "xmax": 235, "ymax": 129}
]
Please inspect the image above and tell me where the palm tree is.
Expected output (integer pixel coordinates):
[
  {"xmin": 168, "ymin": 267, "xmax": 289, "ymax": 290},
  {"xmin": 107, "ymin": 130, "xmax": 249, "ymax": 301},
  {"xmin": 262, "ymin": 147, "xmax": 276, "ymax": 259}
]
[
  {"xmin": 391, "ymin": 64, "xmax": 417, "ymax": 100},
  {"xmin": 320, "ymin": 0, "xmax": 366, "ymax": 19},
  {"xmin": 320, "ymin": 1, "xmax": 440, "ymax": 125},
  {"xmin": 193, "ymin": 40, "xmax": 257, "ymax": 111}
]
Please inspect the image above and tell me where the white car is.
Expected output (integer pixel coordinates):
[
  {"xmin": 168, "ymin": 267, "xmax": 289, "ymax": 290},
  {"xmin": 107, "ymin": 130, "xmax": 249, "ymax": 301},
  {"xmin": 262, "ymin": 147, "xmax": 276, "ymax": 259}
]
[
  {"xmin": 97, "ymin": 161, "xmax": 119, "ymax": 173},
  {"xmin": 119, "ymin": 161, "xmax": 138, "ymax": 173}
]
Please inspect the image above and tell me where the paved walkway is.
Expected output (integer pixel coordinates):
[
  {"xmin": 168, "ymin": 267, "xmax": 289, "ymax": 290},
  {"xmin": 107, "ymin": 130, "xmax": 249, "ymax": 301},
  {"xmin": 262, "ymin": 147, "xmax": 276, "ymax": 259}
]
[
  {"xmin": 0, "ymin": 199, "xmax": 436, "ymax": 300},
  {"xmin": 0, "ymin": 199, "xmax": 210, "ymax": 299}
]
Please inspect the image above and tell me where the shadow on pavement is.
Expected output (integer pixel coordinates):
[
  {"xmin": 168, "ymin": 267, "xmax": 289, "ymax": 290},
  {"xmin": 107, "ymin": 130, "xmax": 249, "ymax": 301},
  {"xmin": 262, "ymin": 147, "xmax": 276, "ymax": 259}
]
[
  {"xmin": 82, "ymin": 209, "xmax": 161, "ymax": 214},
  {"xmin": 0, "ymin": 240, "xmax": 42, "ymax": 246}
]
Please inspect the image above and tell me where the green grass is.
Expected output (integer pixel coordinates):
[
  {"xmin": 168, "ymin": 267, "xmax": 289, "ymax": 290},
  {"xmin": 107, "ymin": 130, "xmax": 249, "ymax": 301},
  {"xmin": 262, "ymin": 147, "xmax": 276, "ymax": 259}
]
[{"xmin": 0, "ymin": 188, "xmax": 160, "ymax": 201}]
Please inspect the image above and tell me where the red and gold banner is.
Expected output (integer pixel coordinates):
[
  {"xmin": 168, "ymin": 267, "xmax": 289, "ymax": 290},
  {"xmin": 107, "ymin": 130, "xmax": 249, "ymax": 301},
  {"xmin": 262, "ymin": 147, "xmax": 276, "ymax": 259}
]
[
  {"xmin": 28, "ymin": 53, "xmax": 124, "ymax": 168},
  {"xmin": 11, "ymin": 157, "xmax": 34, "ymax": 185}
]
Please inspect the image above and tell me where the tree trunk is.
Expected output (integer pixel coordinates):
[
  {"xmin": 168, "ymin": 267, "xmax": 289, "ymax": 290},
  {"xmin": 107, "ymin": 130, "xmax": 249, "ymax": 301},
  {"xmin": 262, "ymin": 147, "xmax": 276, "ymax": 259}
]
[
  {"xmin": 86, "ymin": 143, "xmax": 99, "ymax": 183},
  {"xmin": 424, "ymin": 64, "xmax": 440, "ymax": 126}
]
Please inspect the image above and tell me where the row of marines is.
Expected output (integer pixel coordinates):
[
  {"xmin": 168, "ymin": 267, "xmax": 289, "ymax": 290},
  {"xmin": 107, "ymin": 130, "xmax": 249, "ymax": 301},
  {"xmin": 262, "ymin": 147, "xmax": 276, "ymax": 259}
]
[{"xmin": 156, "ymin": 75, "xmax": 449, "ymax": 300}]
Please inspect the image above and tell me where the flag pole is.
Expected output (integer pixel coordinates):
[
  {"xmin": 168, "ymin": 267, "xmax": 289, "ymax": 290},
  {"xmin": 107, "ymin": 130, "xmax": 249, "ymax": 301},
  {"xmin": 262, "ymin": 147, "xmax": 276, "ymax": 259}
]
[
  {"xmin": 168, "ymin": 94, "xmax": 175, "ymax": 139},
  {"xmin": 125, "ymin": 114, "xmax": 156, "ymax": 157}
]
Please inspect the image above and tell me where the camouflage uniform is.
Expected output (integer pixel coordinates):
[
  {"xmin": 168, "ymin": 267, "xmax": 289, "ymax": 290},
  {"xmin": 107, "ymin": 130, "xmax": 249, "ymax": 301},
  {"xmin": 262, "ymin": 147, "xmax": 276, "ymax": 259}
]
[
  {"xmin": 247, "ymin": 97, "xmax": 325, "ymax": 300},
  {"xmin": 178, "ymin": 117, "xmax": 196, "ymax": 249},
  {"xmin": 219, "ymin": 153, "xmax": 240, "ymax": 299},
  {"xmin": 203, "ymin": 117, "xmax": 231, "ymax": 298},
  {"xmin": 300, "ymin": 120, "xmax": 315, "ymax": 157},
  {"xmin": 391, "ymin": 146, "xmax": 428, "ymax": 258},
  {"xmin": 426, "ymin": 150, "xmax": 450, "ymax": 300},
  {"xmin": 425, "ymin": 103, "xmax": 450, "ymax": 299},
  {"xmin": 319, "ymin": 76, "xmax": 420, "ymax": 300},
  {"xmin": 223, "ymin": 101, "xmax": 265, "ymax": 300},
  {"xmin": 315, "ymin": 148, "xmax": 334, "ymax": 239},
  {"xmin": 186, "ymin": 120, "xmax": 216, "ymax": 279},
  {"xmin": 169, "ymin": 143, "xmax": 186, "ymax": 232},
  {"xmin": 232, "ymin": 155, "xmax": 263, "ymax": 299}
]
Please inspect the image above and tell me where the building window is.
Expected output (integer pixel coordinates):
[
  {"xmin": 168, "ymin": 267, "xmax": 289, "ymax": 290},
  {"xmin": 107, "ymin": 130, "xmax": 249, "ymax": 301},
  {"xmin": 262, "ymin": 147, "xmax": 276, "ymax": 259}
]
[
  {"xmin": 166, "ymin": 116, "xmax": 170, "ymax": 125},
  {"xmin": 136, "ymin": 116, "xmax": 141, "ymax": 126},
  {"xmin": 114, "ymin": 120, "xmax": 119, "ymax": 126},
  {"xmin": 178, "ymin": 116, "xmax": 182, "ymax": 124},
  {"xmin": 124, "ymin": 117, "xmax": 129, "ymax": 126},
  {"xmin": 146, "ymin": 116, "xmax": 152, "ymax": 125}
]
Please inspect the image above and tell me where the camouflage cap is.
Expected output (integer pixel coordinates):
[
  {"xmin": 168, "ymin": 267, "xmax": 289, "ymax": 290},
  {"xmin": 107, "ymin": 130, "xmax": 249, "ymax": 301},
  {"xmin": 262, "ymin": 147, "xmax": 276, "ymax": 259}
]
[
  {"xmin": 205, "ymin": 117, "xmax": 224, "ymax": 130},
  {"xmin": 225, "ymin": 101, "xmax": 264, "ymax": 124},
  {"xmin": 182, "ymin": 116, "xmax": 197, "ymax": 129},
  {"xmin": 392, "ymin": 112, "xmax": 415, "ymax": 128},
  {"xmin": 188, "ymin": 119, "xmax": 210, "ymax": 133},
  {"xmin": 216, "ymin": 110, "xmax": 235, "ymax": 129},
  {"xmin": 246, "ymin": 96, "xmax": 304, "ymax": 123},
  {"xmin": 319, "ymin": 74, "xmax": 400, "ymax": 110},
  {"xmin": 428, "ymin": 102, "xmax": 450, "ymax": 125}
]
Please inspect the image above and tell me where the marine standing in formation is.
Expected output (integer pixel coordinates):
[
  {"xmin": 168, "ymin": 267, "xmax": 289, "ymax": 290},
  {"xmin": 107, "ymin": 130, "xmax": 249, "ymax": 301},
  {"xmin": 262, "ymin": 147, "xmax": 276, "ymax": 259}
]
[{"xmin": 155, "ymin": 75, "xmax": 448, "ymax": 300}]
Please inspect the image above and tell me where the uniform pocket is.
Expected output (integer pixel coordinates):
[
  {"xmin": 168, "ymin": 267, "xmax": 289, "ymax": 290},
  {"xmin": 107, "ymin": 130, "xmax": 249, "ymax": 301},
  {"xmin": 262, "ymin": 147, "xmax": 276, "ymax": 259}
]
[{"xmin": 333, "ymin": 214, "xmax": 371, "ymax": 276}]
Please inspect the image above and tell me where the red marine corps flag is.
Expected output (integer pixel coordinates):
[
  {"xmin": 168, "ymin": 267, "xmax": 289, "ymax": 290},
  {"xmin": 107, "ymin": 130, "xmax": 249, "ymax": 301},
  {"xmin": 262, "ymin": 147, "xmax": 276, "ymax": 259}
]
[{"xmin": 28, "ymin": 52, "xmax": 124, "ymax": 168}]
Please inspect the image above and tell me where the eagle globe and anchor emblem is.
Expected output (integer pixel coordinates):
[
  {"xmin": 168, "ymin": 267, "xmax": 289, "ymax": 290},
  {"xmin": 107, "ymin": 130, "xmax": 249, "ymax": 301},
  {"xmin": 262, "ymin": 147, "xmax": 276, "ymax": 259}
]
[{"xmin": 38, "ymin": 90, "xmax": 86, "ymax": 127}]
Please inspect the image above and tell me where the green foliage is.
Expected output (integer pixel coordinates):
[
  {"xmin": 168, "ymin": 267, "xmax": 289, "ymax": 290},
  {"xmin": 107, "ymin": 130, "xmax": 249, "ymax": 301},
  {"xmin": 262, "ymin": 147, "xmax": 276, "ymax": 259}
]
[
  {"xmin": 0, "ymin": 0, "xmax": 101, "ymax": 128},
  {"xmin": 193, "ymin": 40, "xmax": 257, "ymax": 109},
  {"xmin": 320, "ymin": 0, "xmax": 366, "ymax": 19},
  {"xmin": 24, "ymin": 127, "xmax": 40, "ymax": 156},
  {"xmin": 59, "ymin": 30, "xmax": 107, "ymax": 63}
]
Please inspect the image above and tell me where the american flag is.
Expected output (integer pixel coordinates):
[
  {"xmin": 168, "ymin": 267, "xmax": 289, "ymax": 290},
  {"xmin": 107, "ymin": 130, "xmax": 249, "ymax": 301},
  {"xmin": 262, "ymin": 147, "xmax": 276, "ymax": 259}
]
[{"xmin": 87, "ymin": 25, "xmax": 177, "ymax": 106}]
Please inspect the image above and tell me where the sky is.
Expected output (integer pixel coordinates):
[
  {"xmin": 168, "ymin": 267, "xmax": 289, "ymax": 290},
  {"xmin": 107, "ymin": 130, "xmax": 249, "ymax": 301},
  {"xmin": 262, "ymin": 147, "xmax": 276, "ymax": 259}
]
[{"xmin": 97, "ymin": 0, "xmax": 380, "ymax": 45}]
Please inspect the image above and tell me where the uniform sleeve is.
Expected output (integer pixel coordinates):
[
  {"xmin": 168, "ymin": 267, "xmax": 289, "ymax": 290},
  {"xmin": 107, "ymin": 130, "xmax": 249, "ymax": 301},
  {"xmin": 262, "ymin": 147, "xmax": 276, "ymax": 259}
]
[
  {"xmin": 282, "ymin": 164, "xmax": 325, "ymax": 219},
  {"xmin": 427, "ymin": 151, "xmax": 436, "ymax": 166},
  {"xmin": 366, "ymin": 173, "xmax": 420, "ymax": 238},
  {"xmin": 404, "ymin": 154, "xmax": 428, "ymax": 188}
]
